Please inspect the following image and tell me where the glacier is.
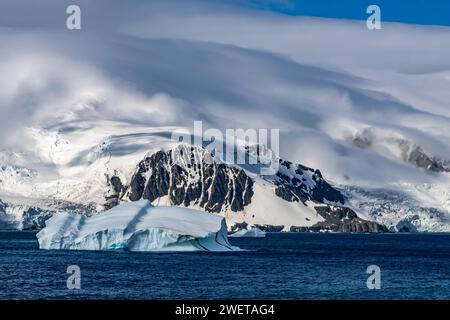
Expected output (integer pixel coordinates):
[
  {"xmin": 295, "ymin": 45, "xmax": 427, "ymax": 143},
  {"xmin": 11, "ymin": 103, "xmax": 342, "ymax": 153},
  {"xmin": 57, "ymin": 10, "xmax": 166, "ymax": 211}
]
[{"xmin": 36, "ymin": 200, "xmax": 240, "ymax": 252}]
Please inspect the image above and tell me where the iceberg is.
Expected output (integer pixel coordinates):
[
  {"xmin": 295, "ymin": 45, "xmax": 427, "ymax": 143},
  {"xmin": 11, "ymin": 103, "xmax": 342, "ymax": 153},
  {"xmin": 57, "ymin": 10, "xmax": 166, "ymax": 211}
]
[
  {"xmin": 36, "ymin": 200, "xmax": 240, "ymax": 252},
  {"xmin": 229, "ymin": 227, "xmax": 266, "ymax": 238}
]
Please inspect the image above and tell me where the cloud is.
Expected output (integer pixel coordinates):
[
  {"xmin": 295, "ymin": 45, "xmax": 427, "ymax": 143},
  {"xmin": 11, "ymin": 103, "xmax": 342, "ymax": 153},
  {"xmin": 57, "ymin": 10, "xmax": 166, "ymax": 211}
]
[
  {"xmin": 120, "ymin": 3, "xmax": 450, "ymax": 72},
  {"xmin": 0, "ymin": 33, "xmax": 194, "ymax": 152}
]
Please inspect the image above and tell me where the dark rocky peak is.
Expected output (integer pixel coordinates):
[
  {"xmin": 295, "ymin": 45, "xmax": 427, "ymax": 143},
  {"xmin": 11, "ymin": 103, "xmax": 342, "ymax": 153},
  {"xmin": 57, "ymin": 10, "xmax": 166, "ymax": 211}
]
[
  {"xmin": 121, "ymin": 144, "xmax": 254, "ymax": 213},
  {"xmin": 272, "ymin": 158, "xmax": 344, "ymax": 205}
]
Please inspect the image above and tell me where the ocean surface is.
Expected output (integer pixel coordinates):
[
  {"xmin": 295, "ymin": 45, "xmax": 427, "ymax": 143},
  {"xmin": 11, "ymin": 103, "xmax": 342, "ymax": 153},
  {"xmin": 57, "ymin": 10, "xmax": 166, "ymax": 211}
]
[{"xmin": 0, "ymin": 232, "xmax": 449, "ymax": 300}]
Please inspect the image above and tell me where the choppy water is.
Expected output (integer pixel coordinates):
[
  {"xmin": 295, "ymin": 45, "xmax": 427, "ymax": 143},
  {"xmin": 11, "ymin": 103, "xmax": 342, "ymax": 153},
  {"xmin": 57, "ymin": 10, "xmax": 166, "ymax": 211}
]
[{"xmin": 1, "ymin": 232, "xmax": 449, "ymax": 299}]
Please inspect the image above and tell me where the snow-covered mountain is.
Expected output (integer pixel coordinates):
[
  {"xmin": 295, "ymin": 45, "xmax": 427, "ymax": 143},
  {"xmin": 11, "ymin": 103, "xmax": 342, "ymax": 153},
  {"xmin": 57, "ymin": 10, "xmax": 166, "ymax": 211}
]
[
  {"xmin": 0, "ymin": 133, "xmax": 387, "ymax": 232},
  {"xmin": 1, "ymin": 0, "xmax": 450, "ymax": 232},
  {"xmin": 114, "ymin": 144, "xmax": 386, "ymax": 232}
]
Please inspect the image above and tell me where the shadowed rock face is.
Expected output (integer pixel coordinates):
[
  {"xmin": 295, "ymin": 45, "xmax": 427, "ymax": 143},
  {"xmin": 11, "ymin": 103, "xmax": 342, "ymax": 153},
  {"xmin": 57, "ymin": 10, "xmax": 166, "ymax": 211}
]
[
  {"xmin": 351, "ymin": 131, "xmax": 450, "ymax": 173},
  {"xmin": 0, "ymin": 200, "xmax": 9, "ymax": 229},
  {"xmin": 104, "ymin": 175, "xmax": 126, "ymax": 210},
  {"xmin": 405, "ymin": 145, "xmax": 450, "ymax": 173},
  {"xmin": 290, "ymin": 206, "xmax": 388, "ymax": 233},
  {"xmin": 123, "ymin": 147, "xmax": 254, "ymax": 213},
  {"xmin": 274, "ymin": 160, "xmax": 344, "ymax": 204},
  {"xmin": 254, "ymin": 224, "xmax": 284, "ymax": 232},
  {"xmin": 20, "ymin": 208, "xmax": 54, "ymax": 230},
  {"xmin": 0, "ymin": 200, "xmax": 6, "ymax": 214}
]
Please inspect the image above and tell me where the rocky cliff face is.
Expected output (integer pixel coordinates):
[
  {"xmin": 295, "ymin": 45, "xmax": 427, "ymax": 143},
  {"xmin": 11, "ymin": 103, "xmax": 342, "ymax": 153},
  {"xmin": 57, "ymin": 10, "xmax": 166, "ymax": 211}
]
[
  {"xmin": 404, "ymin": 145, "xmax": 450, "ymax": 173},
  {"xmin": 290, "ymin": 206, "xmax": 388, "ymax": 233},
  {"xmin": 121, "ymin": 146, "xmax": 254, "ymax": 213},
  {"xmin": 106, "ymin": 144, "xmax": 387, "ymax": 233},
  {"xmin": 274, "ymin": 159, "xmax": 344, "ymax": 204},
  {"xmin": 351, "ymin": 130, "xmax": 450, "ymax": 173}
]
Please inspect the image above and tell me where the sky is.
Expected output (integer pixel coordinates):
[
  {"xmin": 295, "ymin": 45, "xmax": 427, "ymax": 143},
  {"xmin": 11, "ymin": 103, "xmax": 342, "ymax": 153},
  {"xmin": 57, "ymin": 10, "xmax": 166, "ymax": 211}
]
[
  {"xmin": 223, "ymin": 0, "xmax": 450, "ymax": 27},
  {"xmin": 2, "ymin": 0, "xmax": 450, "ymax": 29}
]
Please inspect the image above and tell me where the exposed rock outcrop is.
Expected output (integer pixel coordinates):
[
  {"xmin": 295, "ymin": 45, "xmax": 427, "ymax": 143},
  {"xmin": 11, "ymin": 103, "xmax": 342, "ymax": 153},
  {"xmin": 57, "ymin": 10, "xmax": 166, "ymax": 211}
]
[
  {"xmin": 274, "ymin": 160, "xmax": 344, "ymax": 204},
  {"xmin": 123, "ymin": 146, "xmax": 254, "ymax": 213},
  {"xmin": 290, "ymin": 205, "xmax": 388, "ymax": 233}
]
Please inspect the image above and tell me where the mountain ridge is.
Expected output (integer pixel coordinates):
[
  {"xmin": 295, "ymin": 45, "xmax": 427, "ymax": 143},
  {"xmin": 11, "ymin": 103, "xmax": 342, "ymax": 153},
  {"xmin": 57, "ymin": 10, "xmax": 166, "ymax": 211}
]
[{"xmin": 102, "ymin": 143, "xmax": 387, "ymax": 233}]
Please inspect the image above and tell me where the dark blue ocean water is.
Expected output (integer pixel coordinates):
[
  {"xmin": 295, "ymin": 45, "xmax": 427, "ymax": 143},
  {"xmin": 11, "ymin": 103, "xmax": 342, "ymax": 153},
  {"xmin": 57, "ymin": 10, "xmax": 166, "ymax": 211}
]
[{"xmin": 0, "ymin": 232, "xmax": 449, "ymax": 300}]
